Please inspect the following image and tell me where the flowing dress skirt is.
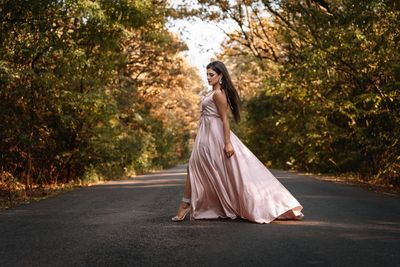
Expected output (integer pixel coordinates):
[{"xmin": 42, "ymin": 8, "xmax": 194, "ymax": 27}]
[{"xmin": 188, "ymin": 90, "xmax": 304, "ymax": 224}]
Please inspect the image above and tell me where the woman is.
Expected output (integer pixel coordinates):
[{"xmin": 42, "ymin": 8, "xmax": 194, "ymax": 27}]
[{"xmin": 172, "ymin": 60, "xmax": 304, "ymax": 224}]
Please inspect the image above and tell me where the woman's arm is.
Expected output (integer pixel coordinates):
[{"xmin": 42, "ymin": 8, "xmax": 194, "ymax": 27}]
[{"xmin": 213, "ymin": 90, "xmax": 235, "ymax": 158}]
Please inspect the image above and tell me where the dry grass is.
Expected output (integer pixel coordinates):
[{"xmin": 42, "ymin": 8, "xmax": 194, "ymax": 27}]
[{"xmin": 0, "ymin": 180, "xmax": 104, "ymax": 212}]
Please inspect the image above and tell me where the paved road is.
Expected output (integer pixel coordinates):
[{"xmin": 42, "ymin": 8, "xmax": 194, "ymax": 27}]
[{"xmin": 1, "ymin": 164, "xmax": 399, "ymax": 267}]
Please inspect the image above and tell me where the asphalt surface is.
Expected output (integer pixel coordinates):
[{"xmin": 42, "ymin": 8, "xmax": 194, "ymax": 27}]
[{"xmin": 1, "ymin": 164, "xmax": 399, "ymax": 267}]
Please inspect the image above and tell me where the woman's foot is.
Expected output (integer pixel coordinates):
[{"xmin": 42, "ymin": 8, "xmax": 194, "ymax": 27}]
[{"xmin": 171, "ymin": 201, "xmax": 191, "ymax": 221}]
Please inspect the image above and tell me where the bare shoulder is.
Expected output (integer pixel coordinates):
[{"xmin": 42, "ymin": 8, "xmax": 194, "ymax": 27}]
[
  {"xmin": 212, "ymin": 90, "xmax": 229, "ymax": 114},
  {"xmin": 212, "ymin": 89, "xmax": 227, "ymax": 104}
]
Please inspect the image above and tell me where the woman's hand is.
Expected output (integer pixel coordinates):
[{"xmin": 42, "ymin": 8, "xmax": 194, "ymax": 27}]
[{"xmin": 224, "ymin": 142, "xmax": 235, "ymax": 158}]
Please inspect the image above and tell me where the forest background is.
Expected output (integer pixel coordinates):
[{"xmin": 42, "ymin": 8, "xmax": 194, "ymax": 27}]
[{"xmin": 1, "ymin": 0, "xmax": 399, "ymax": 208}]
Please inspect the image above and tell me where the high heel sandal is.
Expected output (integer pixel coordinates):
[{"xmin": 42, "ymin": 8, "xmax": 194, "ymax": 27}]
[{"xmin": 171, "ymin": 197, "xmax": 191, "ymax": 222}]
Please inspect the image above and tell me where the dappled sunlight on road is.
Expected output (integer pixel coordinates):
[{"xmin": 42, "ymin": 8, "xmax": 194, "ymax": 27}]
[
  {"xmin": 96, "ymin": 166, "xmax": 307, "ymax": 189},
  {"xmin": 272, "ymin": 220, "xmax": 400, "ymax": 231},
  {"xmin": 272, "ymin": 219, "xmax": 400, "ymax": 242},
  {"xmin": 99, "ymin": 183, "xmax": 184, "ymax": 189},
  {"xmin": 96, "ymin": 169, "xmax": 187, "ymax": 189},
  {"xmin": 129, "ymin": 171, "xmax": 187, "ymax": 179},
  {"xmin": 101, "ymin": 178, "xmax": 184, "ymax": 185}
]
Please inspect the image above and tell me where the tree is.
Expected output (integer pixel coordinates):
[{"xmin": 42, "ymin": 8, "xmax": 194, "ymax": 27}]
[
  {"xmin": 0, "ymin": 0, "xmax": 203, "ymax": 197},
  {"xmin": 175, "ymin": 0, "xmax": 400, "ymax": 186}
]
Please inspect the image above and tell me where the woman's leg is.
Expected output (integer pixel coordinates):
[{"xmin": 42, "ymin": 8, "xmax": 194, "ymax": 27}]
[
  {"xmin": 183, "ymin": 165, "xmax": 191, "ymax": 199},
  {"xmin": 172, "ymin": 165, "xmax": 192, "ymax": 220}
]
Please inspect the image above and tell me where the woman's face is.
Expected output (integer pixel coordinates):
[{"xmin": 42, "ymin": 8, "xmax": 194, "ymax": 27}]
[{"xmin": 207, "ymin": 68, "xmax": 222, "ymax": 86}]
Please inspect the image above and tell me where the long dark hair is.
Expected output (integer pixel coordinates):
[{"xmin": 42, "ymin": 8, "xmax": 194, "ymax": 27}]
[{"xmin": 206, "ymin": 60, "xmax": 241, "ymax": 123}]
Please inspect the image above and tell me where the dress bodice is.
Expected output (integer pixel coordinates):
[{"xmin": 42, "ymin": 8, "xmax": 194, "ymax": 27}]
[{"xmin": 200, "ymin": 90, "xmax": 221, "ymax": 118}]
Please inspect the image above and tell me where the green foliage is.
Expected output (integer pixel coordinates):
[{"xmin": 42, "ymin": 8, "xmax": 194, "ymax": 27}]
[
  {"xmin": 243, "ymin": 0, "xmax": 399, "ymax": 185},
  {"xmin": 0, "ymin": 0, "xmax": 193, "ymax": 190}
]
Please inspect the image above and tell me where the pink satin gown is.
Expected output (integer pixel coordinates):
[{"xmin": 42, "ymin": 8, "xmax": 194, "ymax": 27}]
[{"xmin": 188, "ymin": 90, "xmax": 304, "ymax": 224}]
